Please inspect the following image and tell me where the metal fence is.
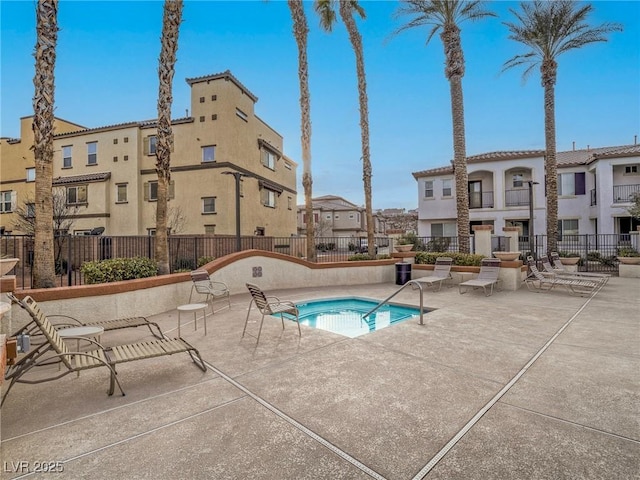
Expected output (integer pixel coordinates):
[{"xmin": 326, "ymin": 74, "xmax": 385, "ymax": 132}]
[{"xmin": 2, "ymin": 232, "xmax": 630, "ymax": 288}]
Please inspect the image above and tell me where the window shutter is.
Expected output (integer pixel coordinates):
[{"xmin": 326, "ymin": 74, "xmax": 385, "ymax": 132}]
[
  {"xmin": 169, "ymin": 180, "xmax": 175, "ymax": 199},
  {"xmin": 575, "ymin": 172, "xmax": 586, "ymax": 195},
  {"xmin": 143, "ymin": 137, "xmax": 149, "ymax": 155},
  {"xmin": 10, "ymin": 191, "xmax": 17, "ymax": 211},
  {"xmin": 144, "ymin": 182, "xmax": 149, "ymax": 201}
]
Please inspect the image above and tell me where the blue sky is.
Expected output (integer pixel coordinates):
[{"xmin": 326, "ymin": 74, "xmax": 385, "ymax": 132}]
[{"xmin": 1, "ymin": 0, "xmax": 639, "ymax": 210}]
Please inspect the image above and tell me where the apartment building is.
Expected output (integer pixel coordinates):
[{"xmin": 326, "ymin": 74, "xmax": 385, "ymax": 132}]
[
  {"xmin": 297, "ymin": 195, "xmax": 386, "ymax": 237},
  {"xmin": 412, "ymin": 144, "xmax": 640, "ymax": 238},
  {"xmin": 0, "ymin": 70, "xmax": 297, "ymax": 237}
]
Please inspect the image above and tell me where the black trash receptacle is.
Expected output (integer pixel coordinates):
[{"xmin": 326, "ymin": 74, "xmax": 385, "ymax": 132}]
[{"xmin": 395, "ymin": 262, "xmax": 412, "ymax": 285}]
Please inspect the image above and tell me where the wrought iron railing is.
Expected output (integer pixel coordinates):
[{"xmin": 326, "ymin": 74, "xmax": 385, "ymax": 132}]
[
  {"xmin": 613, "ymin": 184, "xmax": 640, "ymax": 203},
  {"xmin": 469, "ymin": 191, "xmax": 494, "ymax": 209},
  {"xmin": 505, "ymin": 189, "xmax": 530, "ymax": 207}
]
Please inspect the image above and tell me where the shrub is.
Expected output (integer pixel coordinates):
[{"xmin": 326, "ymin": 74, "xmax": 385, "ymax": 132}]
[
  {"xmin": 424, "ymin": 238, "xmax": 451, "ymax": 252},
  {"xmin": 347, "ymin": 253, "xmax": 376, "ymax": 261},
  {"xmin": 618, "ymin": 247, "xmax": 640, "ymax": 257},
  {"xmin": 81, "ymin": 257, "xmax": 158, "ymax": 284},
  {"xmin": 415, "ymin": 252, "xmax": 484, "ymax": 266},
  {"xmin": 197, "ymin": 256, "xmax": 216, "ymax": 268}
]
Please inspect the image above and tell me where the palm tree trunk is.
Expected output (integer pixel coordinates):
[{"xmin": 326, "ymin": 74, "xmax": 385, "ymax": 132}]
[
  {"xmin": 32, "ymin": 0, "xmax": 58, "ymax": 288},
  {"xmin": 288, "ymin": 0, "xmax": 315, "ymax": 261},
  {"xmin": 542, "ymin": 61, "xmax": 558, "ymax": 255},
  {"xmin": 339, "ymin": 3, "xmax": 374, "ymax": 257},
  {"xmin": 155, "ymin": 0, "xmax": 183, "ymax": 275},
  {"xmin": 442, "ymin": 26, "xmax": 470, "ymax": 254}
]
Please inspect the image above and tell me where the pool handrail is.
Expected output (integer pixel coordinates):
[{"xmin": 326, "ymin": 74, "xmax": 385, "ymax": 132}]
[{"xmin": 362, "ymin": 280, "xmax": 426, "ymax": 325}]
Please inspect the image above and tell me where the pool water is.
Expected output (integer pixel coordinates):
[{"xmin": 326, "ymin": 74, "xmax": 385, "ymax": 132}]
[{"xmin": 286, "ymin": 297, "xmax": 427, "ymax": 338}]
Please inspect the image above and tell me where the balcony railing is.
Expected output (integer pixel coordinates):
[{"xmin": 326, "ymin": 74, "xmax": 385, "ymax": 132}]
[
  {"xmin": 505, "ymin": 189, "xmax": 530, "ymax": 207},
  {"xmin": 613, "ymin": 184, "xmax": 640, "ymax": 203},
  {"xmin": 590, "ymin": 189, "xmax": 597, "ymax": 206},
  {"xmin": 469, "ymin": 191, "xmax": 494, "ymax": 209}
]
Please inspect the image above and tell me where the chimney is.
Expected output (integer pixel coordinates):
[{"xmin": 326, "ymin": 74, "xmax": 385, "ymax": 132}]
[
  {"xmin": 186, "ymin": 109, "xmax": 189, "ymax": 117},
  {"xmin": 635, "ymin": 135, "xmax": 638, "ymax": 145},
  {"xmin": 572, "ymin": 141, "xmax": 575, "ymax": 151},
  {"xmin": 587, "ymin": 145, "xmax": 590, "ymax": 151}
]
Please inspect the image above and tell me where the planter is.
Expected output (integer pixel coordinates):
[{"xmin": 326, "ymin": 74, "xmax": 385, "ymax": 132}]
[
  {"xmin": 560, "ymin": 257, "xmax": 580, "ymax": 266},
  {"xmin": 394, "ymin": 244, "xmax": 414, "ymax": 253},
  {"xmin": 617, "ymin": 256, "xmax": 640, "ymax": 265},
  {"xmin": 0, "ymin": 258, "xmax": 19, "ymax": 277},
  {"xmin": 492, "ymin": 251, "xmax": 521, "ymax": 261}
]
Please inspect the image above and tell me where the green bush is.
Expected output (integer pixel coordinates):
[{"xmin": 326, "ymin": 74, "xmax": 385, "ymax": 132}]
[
  {"xmin": 197, "ymin": 256, "xmax": 216, "ymax": 267},
  {"xmin": 347, "ymin": 253, "xmax": 376, "ymax": 261},
  {"xmin": 423, "ymin": 237, "xmax": 451, "ymax": 252},
  {"xmin": 415, "ymin": 252, "xmax": 484, "ymax": 266},
  {"xmin": 81, "ymin": 257, "xmax": 158, "ymax": 284},
  {"xmin": 618, "ymin": 247, "xmax": 640, "ymax": 257}
]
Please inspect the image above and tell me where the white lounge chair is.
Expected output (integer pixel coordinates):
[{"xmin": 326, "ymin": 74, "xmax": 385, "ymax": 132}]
[
  {"xmin": 459, "ymin": 258, "xmax": 501, "ymax": 296},
  {"xmin": 525, "ymin": 257, "xmax": 599, "ymax": 296},
  {"xmin": 413, "ymin": 257, "xmax": 453, "ymax": 291},
  {"xmin": 549, "ymin": 252, "xmax": 610, "ymax": 285}
]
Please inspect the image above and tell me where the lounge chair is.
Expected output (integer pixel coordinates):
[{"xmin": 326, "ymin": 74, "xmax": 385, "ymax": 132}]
[
  {"xmin": 243, "ymin": 283, "xmax": 300, "ymax": 344},
  {"xmin": 189, "ymin": 269, "xmax": 231, "ymax": 313},
  {"xmin": 413, "ymin": 257, "xmax": 453, "ymax": 291},
  {"xmin": 524, "ymin": 257, "xmax": 599, "ymax": 296},
  {"xmin": 459, "ymin": 258, "xmax": 501, "ymax": 296},
  {"xmin": 2, "ymin": 294, "xmax": 206, "ymax": 406},
  {"xmin": 12, "ymin": 310, "xmax": 164, "ymax": 340},
  {"xmin": 549, "ymin": 252, "xmax": 610, "ymax": 285}
]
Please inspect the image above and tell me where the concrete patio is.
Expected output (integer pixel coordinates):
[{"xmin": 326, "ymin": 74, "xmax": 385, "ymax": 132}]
[{"xmin": 1, "ymin": 277, "xmax": 639, "ymax": 479}]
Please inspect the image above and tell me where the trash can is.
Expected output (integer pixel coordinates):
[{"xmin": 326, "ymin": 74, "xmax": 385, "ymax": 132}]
[{"xmin": 395, "ymin": 262, "xmax": 412, "ymax": 285}]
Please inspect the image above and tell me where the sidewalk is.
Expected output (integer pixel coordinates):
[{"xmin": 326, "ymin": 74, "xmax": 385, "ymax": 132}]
[{"xmin": 1, "ymin": 277, "xmax": 638, "ymax": 479}]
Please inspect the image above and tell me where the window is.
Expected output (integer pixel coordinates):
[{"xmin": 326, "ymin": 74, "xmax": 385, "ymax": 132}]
[
  {"xmin": 625, "ymin": 165, "xmax": 638, "ymax": 174},
  {"xmin": 202, "ymin": 197, "xmax": 216, "ymax": 213},
  {"xmin": 87, "ymin": 142, "xmax": 97, "ymax": 165},
  {"xmin": 325, "ymin": 214, "xmax": 331, "ymax": 219},
  {"xmin": 262, "ymin": 189, "xmax": 276, "ymax": 208},
  {"xmin": 202, "ymin": 146, "xmax": 215, "ymax": 163},
  {"xmin": 113, "ymin": 138, "xmax": 118, "ymax": 144},
  {"xmin": 204, "ymin": 224, "xmax": 216, "ymax": 235},
  {"xmin": 424, "ymin": 180, "xmax": 434, "ymax": 198},
  {"xmin": 62, "ymin": 146, "xmax": 72, "ymax": 168},
  {"xmin": 558, "ymin": 219, "xmax": 579, "ymax": 240},
  {"xmin": 288, "ymin": 196, "xmax": 292, "ymax": 210},
  {"xmin": 236, "ymin": 108, "xmax": 248, "ymax": 121},
  {"xmin": 26, "ymin": 168, "xmax": 35, "ymax": 182},
  {"xmin": 442, "ymin": 179, "xmax": 452, "ymax": 197},
  {"xmin": 431, "ymin": 222, "xmax": 456, "ymax": 237},
  {"xmin": 113, "ymin": 156, "xmax": 118, "ymax": 162},
  {"xmin": 145, "ymin": 136, "xmax": 157, "ymax": 156},
  {"xmin": 124, "ymin": 137, "xmax": 129, "ymax": 143},
  {"xmin": 199, "ymin": 116, "xmax": 205, "ymax": 122},
  {"xmin": 558, "ymin": 172, "xmax": 586, "ymax": 196},
  {"xmin": 0, "ymin": 191, "xmax": 15, "ymax": 213},
  {"xmin": 512, "ymin": 173, "xmax": 524, "ymax": 188},
  {"xmin": 211, "ymin": 95, "xmax": 217, "ymax": 101},
  {"xmin": 261, "ymin": 149, "xmax": 277, "ymax": 170},
  {"xmin": 199, "ymin": 96, "xmax": 205, "ymax": 103},
  {"xmin": 255, "ymin": 227, "xmax": 265, "ymax": 236},
  {"xmin": 66, "ymin": 185, "xmax": 87, "ymax": 205},
  {"xmin": 116, "ymin": 184, "xmax": 127, "ymax": 203},
  {"xmin": 147, "ymin": 181, "xmax": 158, "ymax": 201}
]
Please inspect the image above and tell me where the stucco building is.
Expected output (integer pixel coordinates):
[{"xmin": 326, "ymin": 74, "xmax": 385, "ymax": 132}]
[
  {"xmin": 412, "ymin": 144, "xmax": 640, "ymax": 239},
  {"xmin": 0, "ymin": 71, "xmax": 297, "ymax": 237}
]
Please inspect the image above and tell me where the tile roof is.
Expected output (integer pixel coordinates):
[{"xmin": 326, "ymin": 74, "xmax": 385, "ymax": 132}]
[
  {"xmin": 412, "ymin": 144, "xmax": 639, "ymax": 178},
  {"xmin": 54, "ymin": 117, "xmax": 194, "ymax": 137},
  {"xmin": 53, "ymin": 172, "xmax": 111, "ymax": 185},
  {"xmin": 185, "ymin": 70, "xmax": 258, "ymax": 102}
]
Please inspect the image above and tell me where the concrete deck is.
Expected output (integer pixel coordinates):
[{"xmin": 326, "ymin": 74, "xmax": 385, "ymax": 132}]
[{"xmin": 1, "ymin": 277, "xmax": 639, "ymax": 479}]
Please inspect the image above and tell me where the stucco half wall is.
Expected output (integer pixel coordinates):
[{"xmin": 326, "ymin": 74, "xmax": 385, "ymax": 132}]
[{"xmin": 6, "ymin": 250, "xmax": 396, "ymax": 331}]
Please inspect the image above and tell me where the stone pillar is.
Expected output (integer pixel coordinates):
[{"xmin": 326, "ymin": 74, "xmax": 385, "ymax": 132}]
[
  {"xmin": 502, "ymin": 227, "xmax": 520, "ymax": 252},
  {"xmin": 473, "ymin": 225, "xmax": 493, "ymax": 257}
]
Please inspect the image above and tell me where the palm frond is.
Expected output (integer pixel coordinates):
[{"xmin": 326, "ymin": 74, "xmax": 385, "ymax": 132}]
[{"xmin": 314, "ymin": 0, "xmax": 336, "ymax": 32}]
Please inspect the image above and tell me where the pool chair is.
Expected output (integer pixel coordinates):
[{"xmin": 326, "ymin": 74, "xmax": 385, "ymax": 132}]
[
  {"xmin": 413, "ymin": 257, "xmax": 453, "ymax": 291},
  {"xmin": 525, "ymin": 257, "xmax": 599, "ymax": 296},
  {"xmin": 2, "ymin": 294, "xmax": 207, "ymax": 407},
  {"xmin": 243, "ymin": 283, "xmax": 301, "ymax": 344},
  {"xmin": 459, "ymin": 258, "xmax": 501, "ymax": 297},
  {"xmin": 549, "ymin": 252, "xmax": 610, "ymax": 285},
  {"xmin": 189, "ymin": 269, "xmax": 231, "ymax": 313}
]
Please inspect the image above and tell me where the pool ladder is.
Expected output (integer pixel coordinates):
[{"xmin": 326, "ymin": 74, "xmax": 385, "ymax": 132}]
[{"xmin": 362, "ymin": 280, "xmax": 427, "ymax": 326}]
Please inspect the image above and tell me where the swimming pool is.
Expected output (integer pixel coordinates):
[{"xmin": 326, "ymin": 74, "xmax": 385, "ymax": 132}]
[{"xmin": 289, "ymin": 297, "xmax": 428, "ymax": 338}]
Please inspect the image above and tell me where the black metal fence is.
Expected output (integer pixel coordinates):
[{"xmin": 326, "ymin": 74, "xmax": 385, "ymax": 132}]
[{"xmin": 2, "ymin": 232, "xmax": 632, "ymax": 288}]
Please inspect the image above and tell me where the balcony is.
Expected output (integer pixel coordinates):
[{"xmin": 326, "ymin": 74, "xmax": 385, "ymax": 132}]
[
  {"xmin": 469, "ymin": 191, "xmax": 494, "ymax": 209},
  {"xmin": 505, "ymin": 189, "xmax": 529, "ymax": 207},
  {"xmin": 613, "ymin": 184, "xmax": 640, "ymax": 203}
]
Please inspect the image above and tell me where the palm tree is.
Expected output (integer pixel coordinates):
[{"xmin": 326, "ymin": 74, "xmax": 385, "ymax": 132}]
[
  {"xmin": 315, "ymin": 0, "xmax": 375, "ymax": 257},
  {"xmin": 288, "ymin": 0, "xmax": 315, "ymax": 261},
  {"xmin": 394, "ymin": 1, "xmax": 495, "ymax": 254},
  {"xmin": 503, "ymin": 0, "xmax": 622, "ymax": 256},
  {"xmin": 32, "ymin": 0, "xmax": 59, "ymax": 288},
  {"xmin": 155, "ymin": 0, "xmax": 183, "ymax": 274}
]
